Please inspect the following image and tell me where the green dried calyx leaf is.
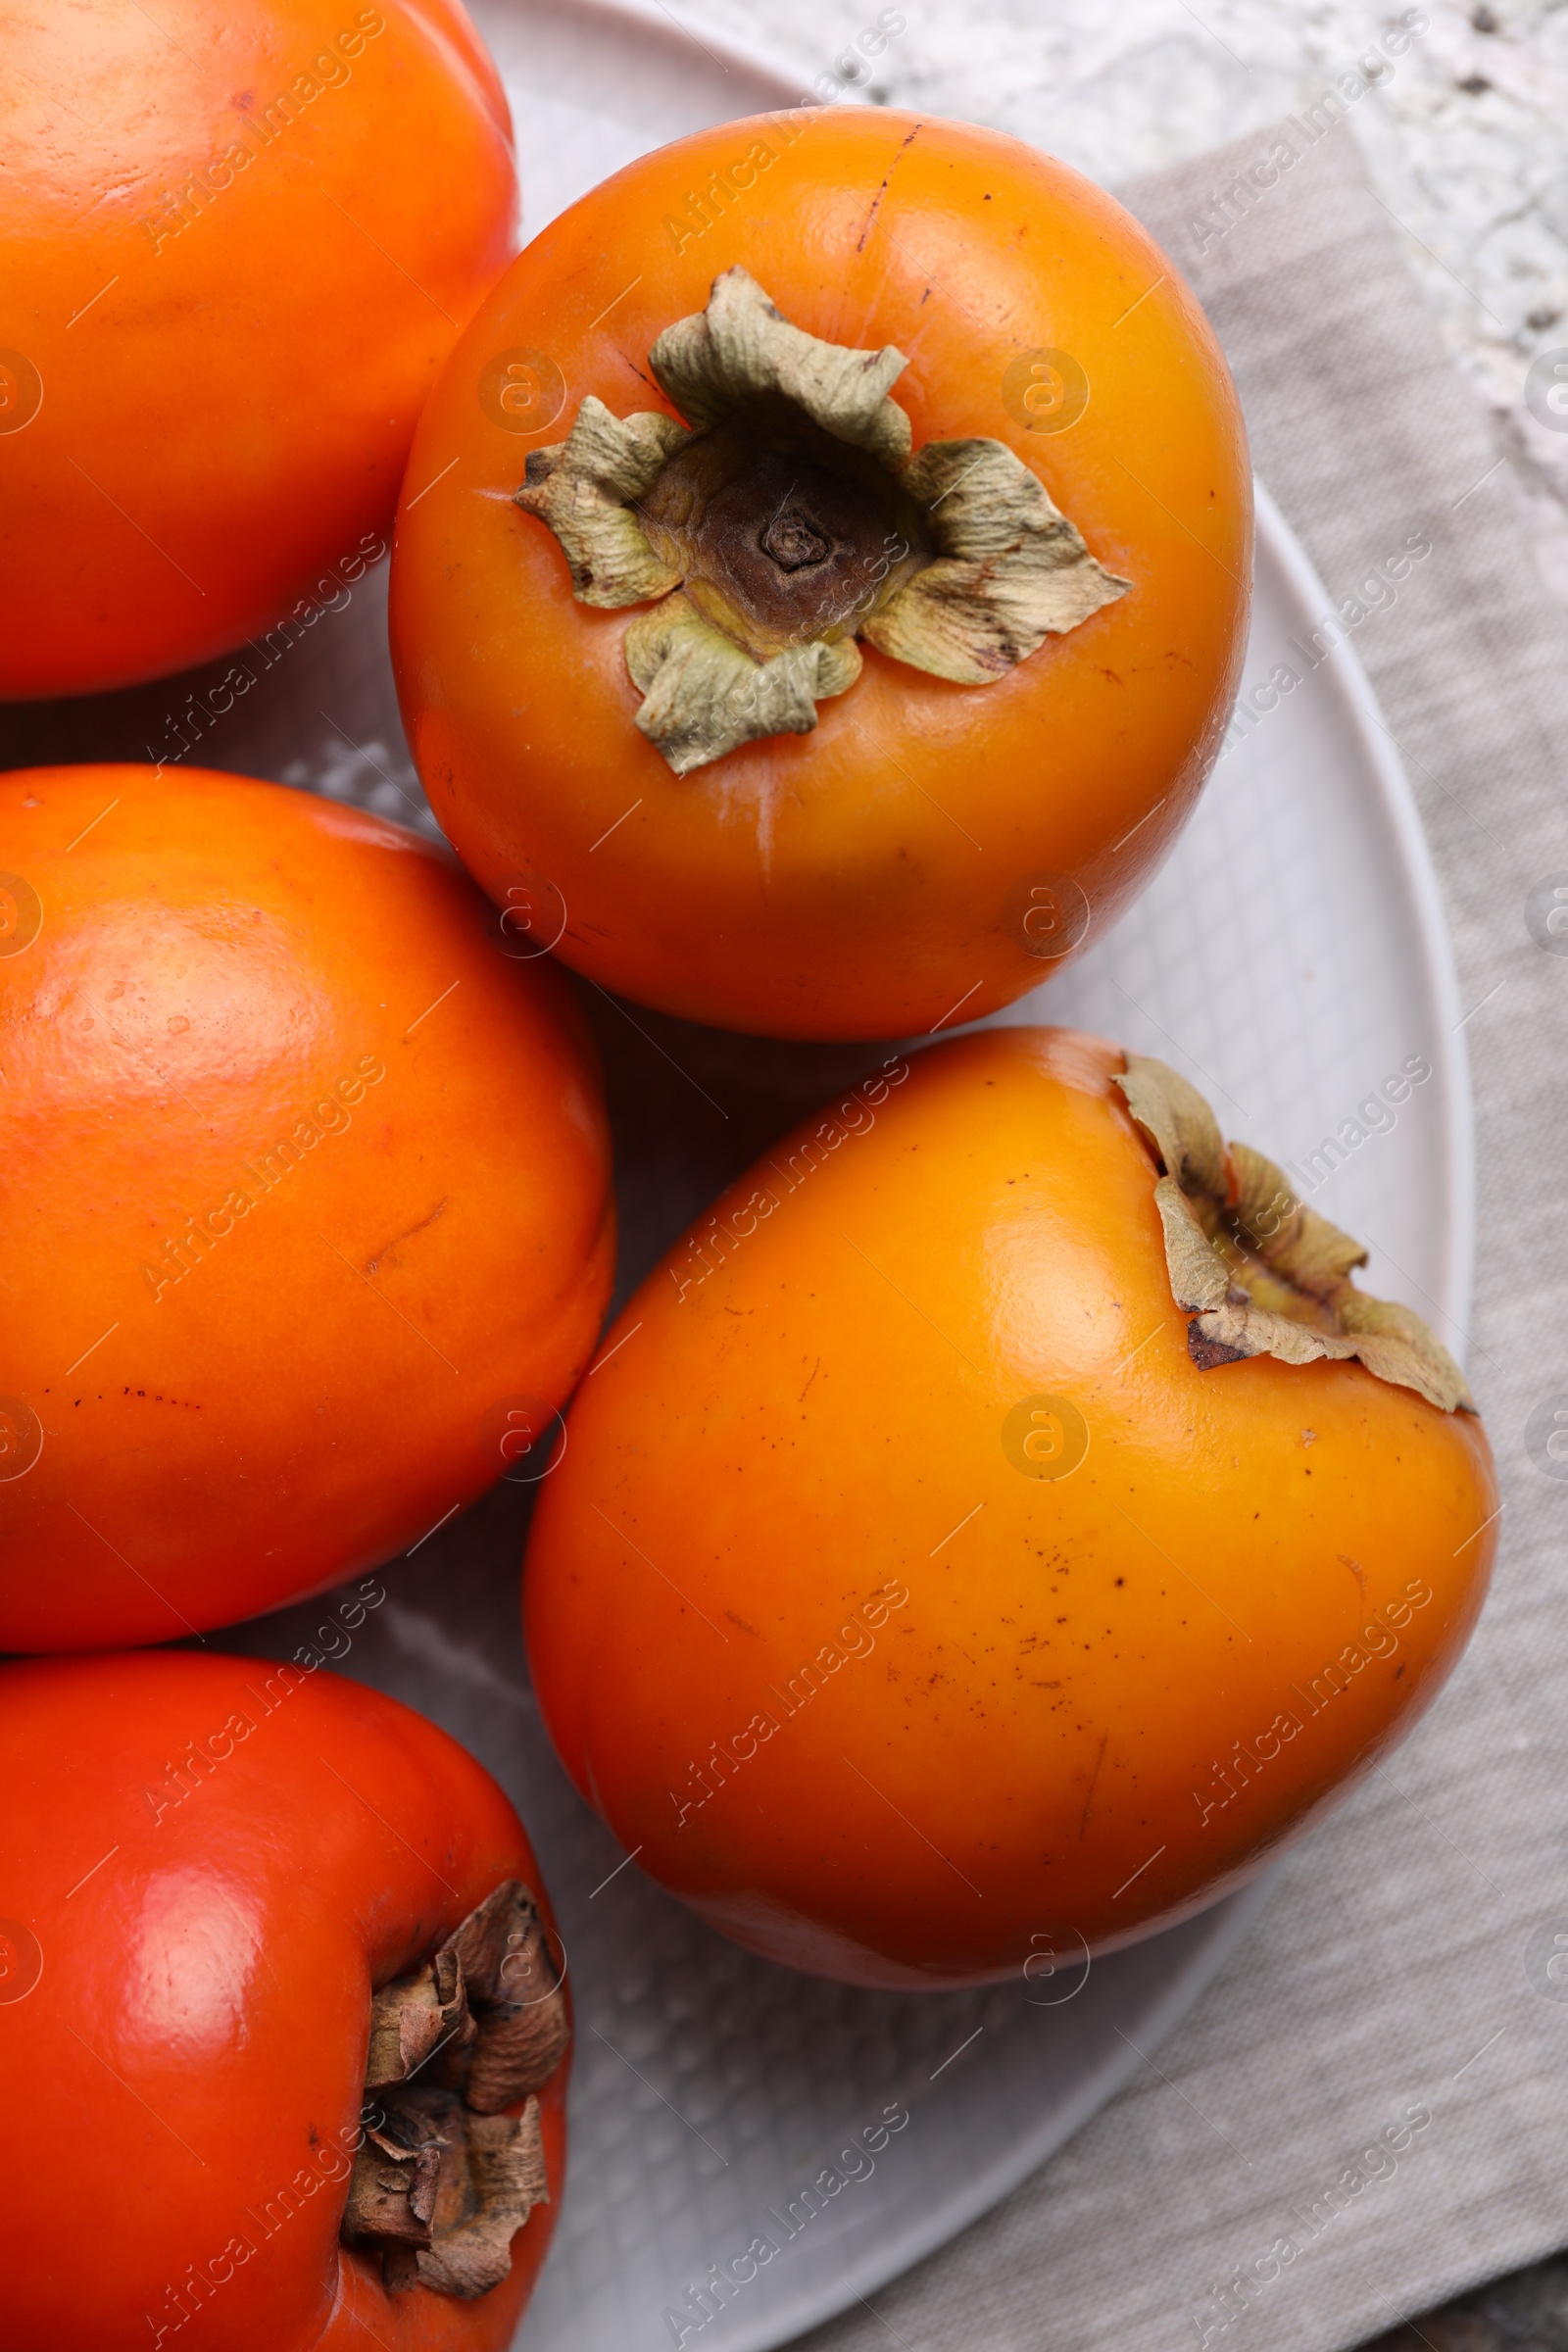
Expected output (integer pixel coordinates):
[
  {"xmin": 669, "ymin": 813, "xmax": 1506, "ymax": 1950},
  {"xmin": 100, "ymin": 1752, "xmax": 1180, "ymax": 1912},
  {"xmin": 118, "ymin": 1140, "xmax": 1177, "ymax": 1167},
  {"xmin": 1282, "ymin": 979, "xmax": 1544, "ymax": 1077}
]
[
  {"xmin": 861, "ymin": 438, "xmax": 1131, "ymax": 685},
  {"xmin": 343, "ymin": 1880, "xmax": 567, "ymax": 2300},
  {"xmin": 1114, "ymin": 1054, "xmax": 1475, "ymax": 1413},
  {"xmin": 623, "ymin": 600, "xmax": 861, "ymax": 778},
  {"xmin": 514, "ymin": 267, "xmax": 1131, "ymax": 773},
  {"xmin": 517, "ymin": 404, "xmax": 690, "ymax": 608},
  {"xmin": 649, "ymin": 263, "xmax": 913, "ymax": 464}
]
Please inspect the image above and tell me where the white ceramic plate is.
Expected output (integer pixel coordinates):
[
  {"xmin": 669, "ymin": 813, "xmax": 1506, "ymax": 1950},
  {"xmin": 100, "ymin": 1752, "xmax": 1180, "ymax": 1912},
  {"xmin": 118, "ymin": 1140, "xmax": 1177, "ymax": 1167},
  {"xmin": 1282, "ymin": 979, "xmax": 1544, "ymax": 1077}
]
[{"xmin": 0, "ymin": 6, "xmax": 1474, "ymax": 2348}]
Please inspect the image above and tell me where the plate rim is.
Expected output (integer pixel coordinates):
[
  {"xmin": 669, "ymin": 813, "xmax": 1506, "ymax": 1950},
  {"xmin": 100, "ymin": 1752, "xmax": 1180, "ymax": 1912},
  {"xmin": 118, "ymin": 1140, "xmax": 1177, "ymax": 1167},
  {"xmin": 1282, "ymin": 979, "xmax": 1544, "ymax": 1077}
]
[
  {"xmin": 504, "ymin": 0, "xmax": 823, "ymax": 111},
  {"xmin": 1247, "ymin": 478, "xmax": 1475, "ymax": 1349}
]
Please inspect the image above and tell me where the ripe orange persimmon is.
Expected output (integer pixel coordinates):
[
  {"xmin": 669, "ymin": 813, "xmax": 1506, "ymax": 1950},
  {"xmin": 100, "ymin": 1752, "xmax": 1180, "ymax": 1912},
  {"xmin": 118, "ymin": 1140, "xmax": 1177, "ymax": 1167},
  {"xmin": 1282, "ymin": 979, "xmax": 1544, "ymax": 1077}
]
[
  {"xmin": 390, "ymin": 107, "xmax": 1250, "ymax": 1039},
  {"xmin": 0, "ymin": 0, "xmax": 516, "ymax": 699},
  {"xmin": 0, "ymin": 763, "xmax": 612, "ymax": 1651},
  {"xmin": 524, "ymin": 1028, "xmax": 1497, "ymax": 1988},
  {"xmin": 0, "ymin": 1649, "xmax": 569, "ymax": 2351}
]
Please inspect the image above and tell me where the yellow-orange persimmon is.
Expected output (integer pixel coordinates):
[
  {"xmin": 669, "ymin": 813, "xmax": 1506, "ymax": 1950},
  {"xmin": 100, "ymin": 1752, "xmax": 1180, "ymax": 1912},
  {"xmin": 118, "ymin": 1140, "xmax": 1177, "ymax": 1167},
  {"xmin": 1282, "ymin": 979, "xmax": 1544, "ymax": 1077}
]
[
  {"xmin": 524, "ymin": 1029, "xmax": 1496, "ymax": 1988},
  {"xmin": 390, "ymin": 108, "xmax": 1250, "ymax": 1039},
  {"xmin": 0, "ymin": 0, "xmax": 516, "ymax": 699},
  {"xmin": 0, "ymin": 764, "xmax": 612, "ymax": 1651},
  {"xmin": 0, "ymin": 1651, "xmax": 568, "ymax": 2350}
]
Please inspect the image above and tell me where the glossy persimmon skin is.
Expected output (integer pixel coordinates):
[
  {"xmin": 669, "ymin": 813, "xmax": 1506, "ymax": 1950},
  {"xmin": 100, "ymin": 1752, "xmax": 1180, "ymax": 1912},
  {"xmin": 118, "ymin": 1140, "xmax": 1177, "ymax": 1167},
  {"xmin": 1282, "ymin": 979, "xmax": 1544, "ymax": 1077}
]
[
  {"xmin": 390, "ymin": 108, "xmax": 1250, "ymax": 1040},
  {"xmin": 0, "ymin": 0, "xmax": 516, "ymax": 699},
  {"xmin": 0, "ymin": 764, "xmax": 613, "ymax": 1650},
  {"xmin": 0, "ymin": 1651, "xmax": 566, "ymax": 2352},
  {"xmin": 523, "ymin": 1028, "xmax": 1497, "ymax": 1988}
]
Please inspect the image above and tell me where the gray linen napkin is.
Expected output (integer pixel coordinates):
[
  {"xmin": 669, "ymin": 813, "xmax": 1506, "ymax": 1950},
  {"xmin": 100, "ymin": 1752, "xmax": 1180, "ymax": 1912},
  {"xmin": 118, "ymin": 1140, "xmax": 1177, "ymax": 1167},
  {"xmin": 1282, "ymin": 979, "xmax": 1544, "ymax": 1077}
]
[{"xmin": 792, "ymin": 113, "xmax": 1568, "ymax": 2352}]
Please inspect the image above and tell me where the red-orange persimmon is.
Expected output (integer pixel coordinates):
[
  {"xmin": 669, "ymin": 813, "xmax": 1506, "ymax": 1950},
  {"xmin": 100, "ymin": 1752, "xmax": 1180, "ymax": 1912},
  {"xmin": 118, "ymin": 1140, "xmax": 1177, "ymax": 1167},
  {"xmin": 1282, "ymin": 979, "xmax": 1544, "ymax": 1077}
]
[{"xmin": 0, "ymin": 1650, "xmax": 568, "ymax": 2350}]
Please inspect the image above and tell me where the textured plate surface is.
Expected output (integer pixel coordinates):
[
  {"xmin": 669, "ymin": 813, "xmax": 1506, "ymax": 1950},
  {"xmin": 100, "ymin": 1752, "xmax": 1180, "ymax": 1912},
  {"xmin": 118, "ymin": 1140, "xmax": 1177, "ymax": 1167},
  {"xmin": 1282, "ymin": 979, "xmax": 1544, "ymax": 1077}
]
[{"xmin": 0, "ymin": 8, "xmax": 1473, "ymax": 2350}]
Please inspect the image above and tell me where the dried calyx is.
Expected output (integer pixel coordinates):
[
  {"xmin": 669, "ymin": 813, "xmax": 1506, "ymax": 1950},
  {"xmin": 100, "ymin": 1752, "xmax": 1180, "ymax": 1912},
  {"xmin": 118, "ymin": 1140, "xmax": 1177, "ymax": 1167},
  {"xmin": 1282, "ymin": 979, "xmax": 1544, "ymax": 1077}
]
[
  {"xmin": 340, "ymin": 1880, "xmax": 568, "ymax": 2300},
  {"xmin": 1114, "ymin": 1055, "xmax": 1474, "ymax": 1414},
  {"xmin": 515, "ymin": 267, "xmax": 1130, "ymax": 774}
]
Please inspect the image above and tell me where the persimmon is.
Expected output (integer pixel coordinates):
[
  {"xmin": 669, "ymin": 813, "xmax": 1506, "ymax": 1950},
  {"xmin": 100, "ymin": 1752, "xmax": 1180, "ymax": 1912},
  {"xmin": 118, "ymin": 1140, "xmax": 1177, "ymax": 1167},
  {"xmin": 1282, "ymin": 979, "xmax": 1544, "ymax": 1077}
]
[
  {"xmin": 389, "ymin": 106, "xmax": 1250, "ymax": 1040},
  {"xmin": 0, "ymin": 1648, "xmax": 569, "ymax": 2351},
  {"xmin": 523, "ymin": 1028, "xmax": 1497, "ymax": 1989},
  {"xmin": 0, "ymin": 0, "xmax": 516, "ymax": 700},
  {"xmin": 0, "ymin": 763, "xmax": 612, "ymax": 1651}
]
